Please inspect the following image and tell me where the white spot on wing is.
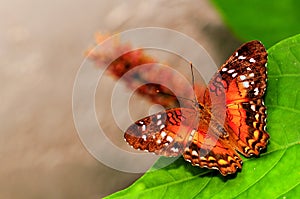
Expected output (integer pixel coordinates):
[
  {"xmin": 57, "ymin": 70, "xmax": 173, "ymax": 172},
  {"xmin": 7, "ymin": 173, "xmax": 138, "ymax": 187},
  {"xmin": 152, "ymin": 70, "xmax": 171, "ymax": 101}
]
[
  {"xmin": 235, "ymin": 52, "xmax": 238, "ymax": 56},
  {"xmin": 139, "ymin": 121, "xmax": 144, "ymax": 124},
  {"xmin": 157, "ymin": 120, "xmax": 162, "ymax": 126},
  {"xmin": 161, "ymin": 131, "xmax": 167, "ymax": 138},
  {"xmin": 156, "ymin": 114, "xmax": 161, "ymax": 119},
  {"xmin": 171, "ymin": 147, "xmax": 179, "ymax": 153},
  {"xmin": 166, "ymin": 136, "xmax": 173, "ymax": 143},
  {"xmin": 247, "ymin": 67, "xmax": 251, "ymax": 71},
  {"xmin": 192, "ymin": 150, "xmax": 198, "ymax": 156},
  {"xmin": 156, "ymin": 139, "xmax": 161, "ymax": 144},
  {"xmin": 222, "ymin": 67, "xmax": 228, "ymax": 72},
  {"xmin": 240, "ymin": 75, "xmax": 246, "ymax": 81},
  {"xmin": 160, "ymin": 124, "xmax": 165, "ymax": 130},
  {"xmin": 142, "ymin": 125, "xmax": 146, "ymax": 131},
  {"xmin": 228, "ymin": 69, "xmax": 235, "ymax": 73},
  {"xmin": 238, "ymin": 55, "xmax": 246, "ymax": 60},
  {"xmin": 190, "ymin": 129, "xmax": 196, "ymax": 136},
  {"xmin": 249, "ymin": 58, "xmax": 256, "ymax": 63},
  {"xmin": 251, "ymin": 105, "xmax": 256, "ymax": 111},
  {"xmin": 232, "ymin": 72, "xmax": 238, "ymax": 78},
  {"xmin": 249, "ymin": 73, "xmax": 255, "ymax": 77},
  {"xmin": 188, "ymin": 130, "xmax": 196, "ymax": 141},
  {"xmin": 254, "ymin": 87, "xmax": 259, "ymax": 95},
  {"xmin": 142, "ymin": 135, "xmax": 147, "ymax": 141},
  {"xmin": 243, "ymin": 81, "xmax": 250, "ymax": 88}
]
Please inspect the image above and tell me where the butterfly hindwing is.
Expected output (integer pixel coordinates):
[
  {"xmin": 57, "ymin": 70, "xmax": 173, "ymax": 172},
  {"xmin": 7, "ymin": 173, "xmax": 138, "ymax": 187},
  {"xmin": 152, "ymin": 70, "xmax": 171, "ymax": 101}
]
[
  {"xmin": 225, "ymin": 99, "xmax": 269, "ymax": 157},
  {"xmin": 183, "ymin": 128, "xmax": 243, "ymax": 176}
]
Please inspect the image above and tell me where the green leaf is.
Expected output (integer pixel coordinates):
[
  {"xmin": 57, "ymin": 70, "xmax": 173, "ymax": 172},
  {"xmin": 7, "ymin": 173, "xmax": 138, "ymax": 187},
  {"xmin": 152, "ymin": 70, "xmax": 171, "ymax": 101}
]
[
  {"xmin": 105, "ymin": 35, "xmax": 300, "ymax": 199},
  {"xmin": 211, "ymin": 0, "xmax": 300, "ymax": 48}
]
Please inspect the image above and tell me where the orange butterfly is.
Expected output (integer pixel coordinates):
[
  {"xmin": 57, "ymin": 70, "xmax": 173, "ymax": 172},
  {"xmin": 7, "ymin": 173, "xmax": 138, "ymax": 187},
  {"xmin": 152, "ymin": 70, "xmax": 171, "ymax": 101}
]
[{"xmin": 124, "ymin": 41, "xmax": 269, "ymax": 176}]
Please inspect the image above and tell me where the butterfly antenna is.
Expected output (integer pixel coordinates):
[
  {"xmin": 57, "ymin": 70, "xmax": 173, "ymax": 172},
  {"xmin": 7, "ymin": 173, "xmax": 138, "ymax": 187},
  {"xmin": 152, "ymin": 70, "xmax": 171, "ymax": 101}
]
[
  {"xmin": 189, "ymin": 62, "xmax": 200, "ymax": 104},
  {"xmin": 190, "ymin": 62, "xmax": 195, "ymax": 91},
  {"xmin": 155, "ymin": 62, "xmax": 201, "ymax": 106}
]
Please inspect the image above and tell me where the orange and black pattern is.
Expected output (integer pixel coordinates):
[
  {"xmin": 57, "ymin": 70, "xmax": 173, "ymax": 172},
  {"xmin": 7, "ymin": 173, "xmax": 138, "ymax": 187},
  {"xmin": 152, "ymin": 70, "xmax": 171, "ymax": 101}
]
[{"xmin": 124, "ymin": 41, "xmax": 269, "ymax": 176}]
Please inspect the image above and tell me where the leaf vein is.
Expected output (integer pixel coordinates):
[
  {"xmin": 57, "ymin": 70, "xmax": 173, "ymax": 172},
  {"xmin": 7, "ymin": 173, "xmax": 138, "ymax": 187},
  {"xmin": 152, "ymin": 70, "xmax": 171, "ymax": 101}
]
[
  {"xmin": 268, "ymin": 74, "xmax": 300, "ymax": 78},
  {"xmin": 267, "ymin": 105, "xmax": 300, "ymax": 114},
  {"xmin": 271, "ymin": 55, "xmax": 283, "ymax": 75},
  {"xmin": 275, "ymin": 181, "xmax": 300, "ymax": 199},
  {"xmin": 192, "ymin": 177, "xmax": 212, "ymax": 199},
  {"xmin": 289, "ymin": 45, "xmax": 300, "ymax": 64}
]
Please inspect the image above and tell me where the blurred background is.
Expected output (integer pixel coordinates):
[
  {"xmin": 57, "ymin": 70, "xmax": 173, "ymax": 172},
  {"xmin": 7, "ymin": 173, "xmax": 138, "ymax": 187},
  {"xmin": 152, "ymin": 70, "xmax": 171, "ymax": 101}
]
[{"xmin": 0, "ymin": 0, "xmax": 244, "ymax": 198}]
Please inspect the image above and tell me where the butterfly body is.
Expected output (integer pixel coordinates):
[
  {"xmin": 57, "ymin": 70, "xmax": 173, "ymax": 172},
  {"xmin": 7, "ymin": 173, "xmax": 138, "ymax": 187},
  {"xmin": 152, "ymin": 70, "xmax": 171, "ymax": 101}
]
[{"xmin": 124, "ymin": 41, "xmax": 269, "ymax": 176}]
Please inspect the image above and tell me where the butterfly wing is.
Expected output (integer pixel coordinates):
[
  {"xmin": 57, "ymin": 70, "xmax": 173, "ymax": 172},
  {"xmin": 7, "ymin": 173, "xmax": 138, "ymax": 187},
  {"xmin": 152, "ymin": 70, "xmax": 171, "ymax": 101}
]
[
  {"xmin": 183, "ymin": 129, "xmax": 243, "ymax": 176},
  {"xmin": 124, "ymin": 108, "xmax": 199, "ymax": 157},
  {"xmin": 205, "ymin": 40, "xmax": 269, "ymax": 157}
]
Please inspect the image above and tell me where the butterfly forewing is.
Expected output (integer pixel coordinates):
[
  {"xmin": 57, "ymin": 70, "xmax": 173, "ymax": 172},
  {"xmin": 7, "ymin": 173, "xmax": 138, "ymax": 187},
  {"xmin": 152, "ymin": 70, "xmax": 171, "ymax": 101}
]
[
  {"xmin": 124, "ymin": 108, "xmax": 199, "ymax": 157},
  {"xmin": 205, "ymin": 40, "xmax": 267, "ymax": 105}
]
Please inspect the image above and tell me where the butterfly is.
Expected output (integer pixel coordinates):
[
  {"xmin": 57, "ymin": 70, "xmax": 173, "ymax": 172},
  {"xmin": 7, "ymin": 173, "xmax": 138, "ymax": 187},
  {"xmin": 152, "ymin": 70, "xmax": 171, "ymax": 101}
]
[{"xmin": 124, "ymin": 40, "xmax": 269, "ymax": 176}]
